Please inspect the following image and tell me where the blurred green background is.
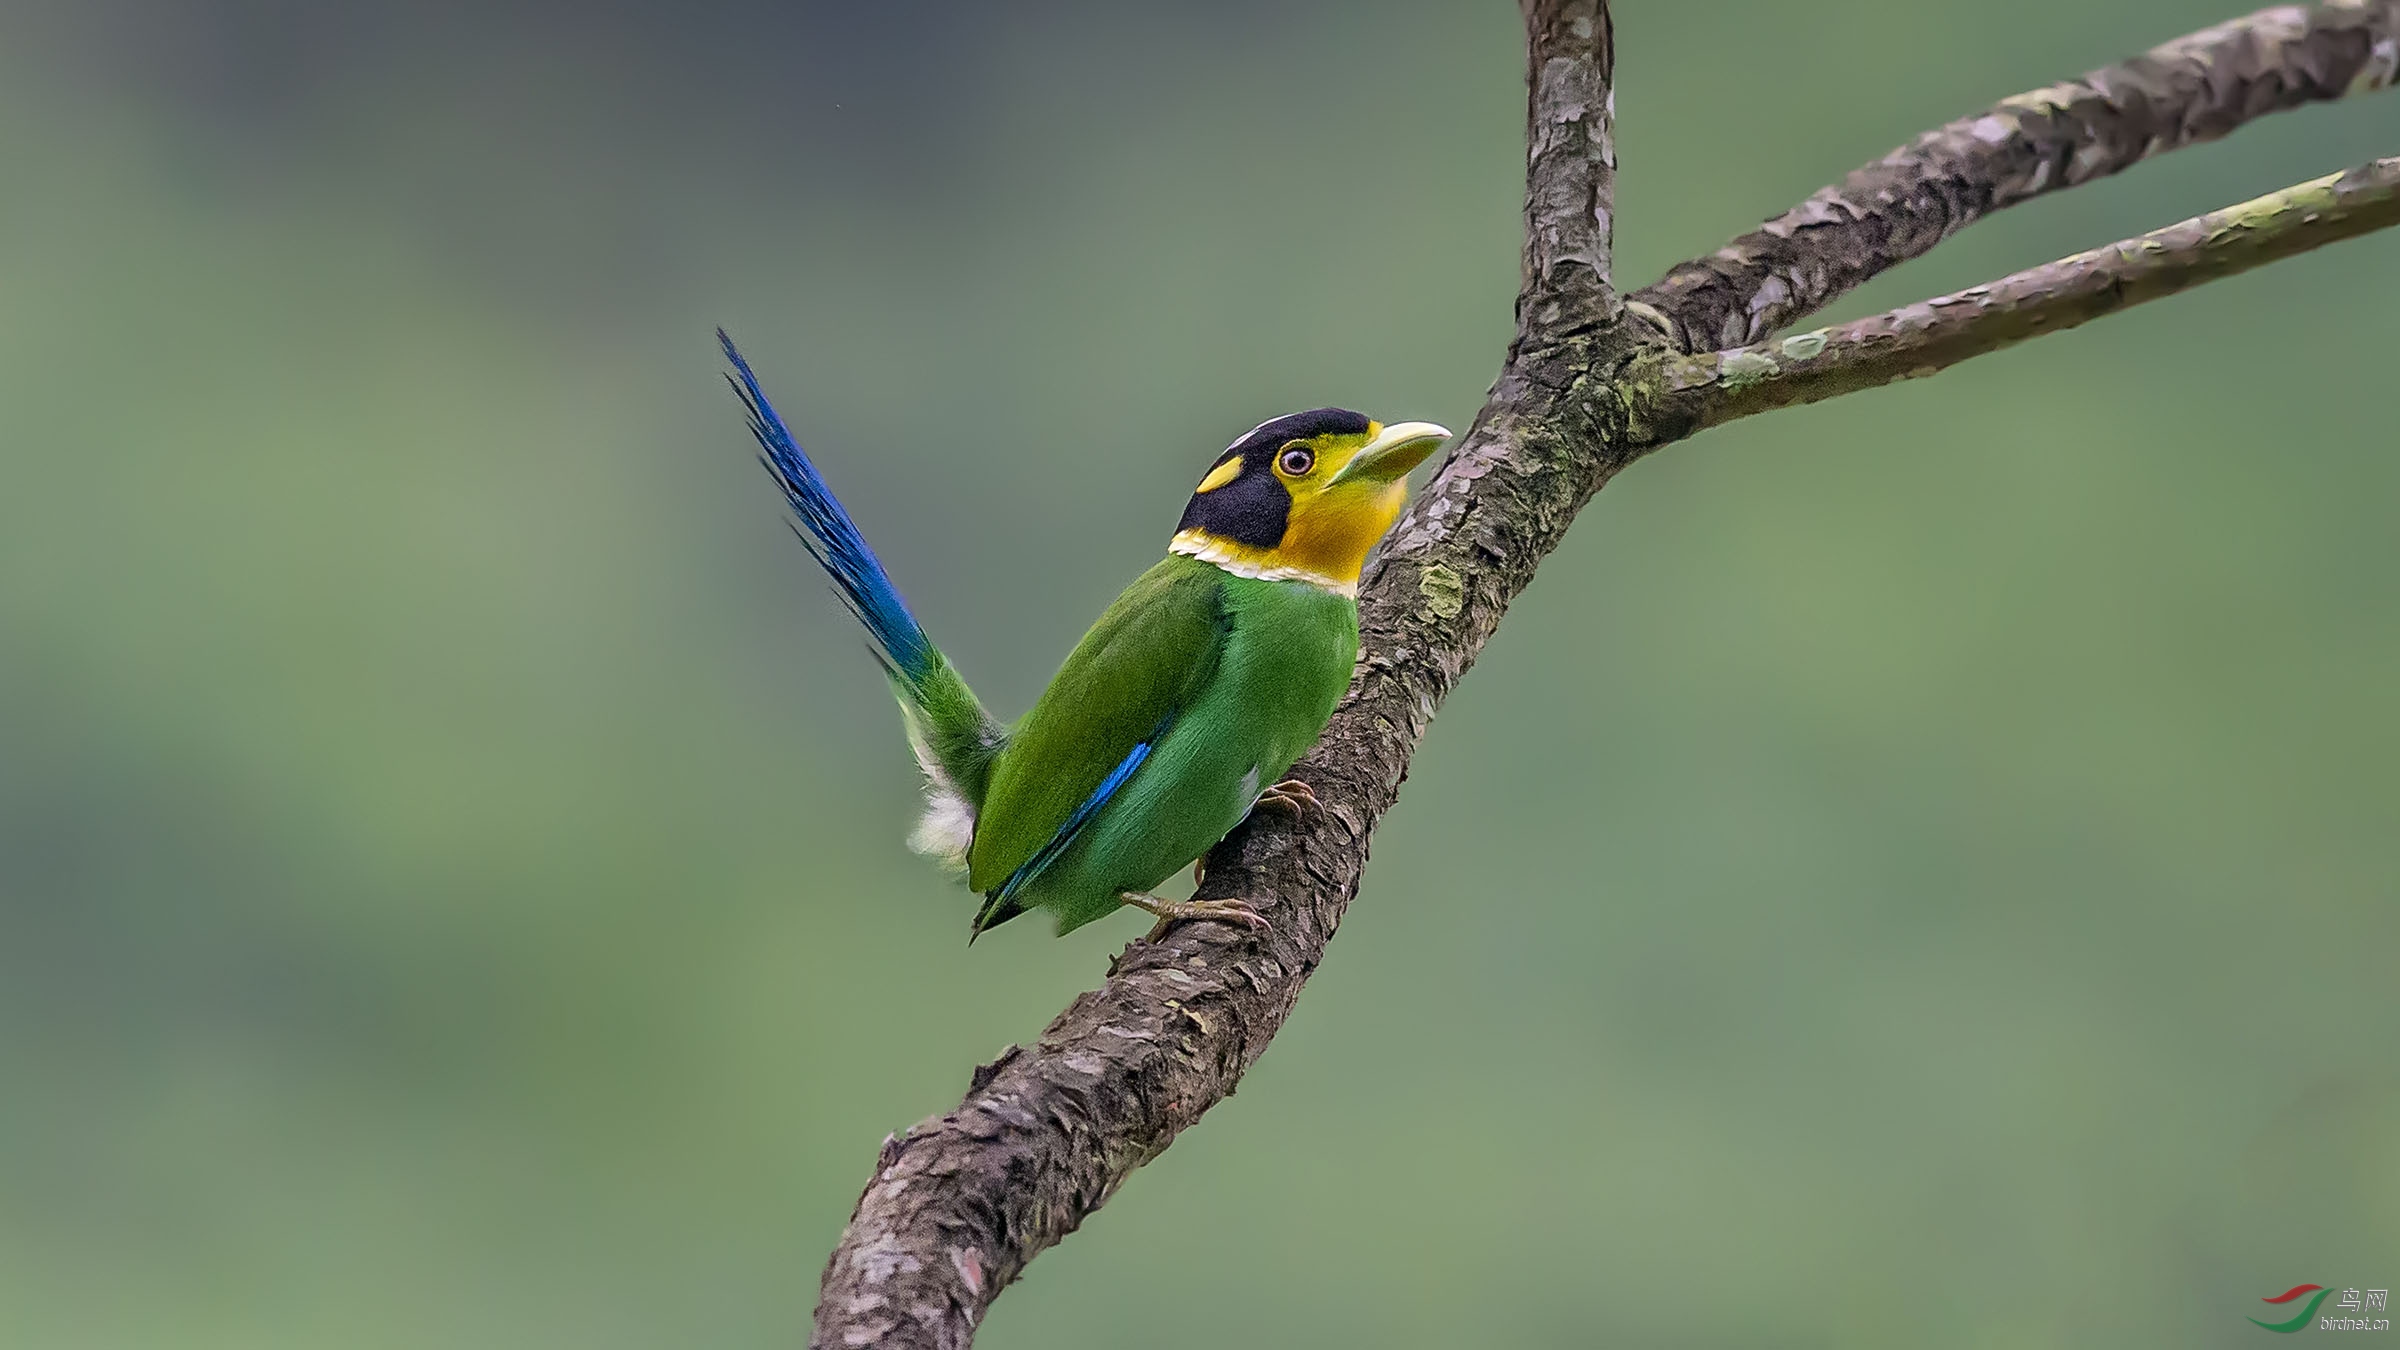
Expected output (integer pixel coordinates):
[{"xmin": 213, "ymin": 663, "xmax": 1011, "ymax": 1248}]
[{"xmin": 3, "ymin": 1, "xmax": 2394, "ymax": 1345}]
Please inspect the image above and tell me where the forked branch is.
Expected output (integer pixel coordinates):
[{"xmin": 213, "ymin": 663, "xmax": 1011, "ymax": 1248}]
[
  {"xmin": 803, "ymin": 5, "xmax": 2395, "ymax": 1346},
  {"xmin": 1649, "ymin": 156, "xmax": 2400, "ymax": 431},
  {"xmin": 1629, "ymin": 0, "xmax": 2400, "ymax": 352}
]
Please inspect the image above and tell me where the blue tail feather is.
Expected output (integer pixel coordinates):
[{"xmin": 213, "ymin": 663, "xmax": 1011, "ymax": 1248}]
[
  {"xmin": 719, "ymin": 329, "xmax": 936, "ymax": 687},
  {"xmin": 721, "ymin": 330, "xmax": 1006, "ymax": 859}
]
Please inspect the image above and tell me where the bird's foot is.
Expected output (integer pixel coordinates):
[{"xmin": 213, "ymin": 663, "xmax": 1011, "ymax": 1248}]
[
  {"xmin": 1250, "ymin": 778, "xmax": 1322, "ymax": 824},
  {"xmin": 1125, "ymin": 891, "xmax": 1270, "ymax": 943}
]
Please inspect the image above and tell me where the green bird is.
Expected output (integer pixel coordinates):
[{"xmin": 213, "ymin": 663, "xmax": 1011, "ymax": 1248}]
[{"xmin": 721, "ymin": 332, "xmax": 1449, "ymax": 938}]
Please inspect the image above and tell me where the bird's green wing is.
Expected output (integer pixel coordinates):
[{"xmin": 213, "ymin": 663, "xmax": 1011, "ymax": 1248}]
[{"xmin": 966, "ymin": 556, "xmax": 1229, "ymax": 907}]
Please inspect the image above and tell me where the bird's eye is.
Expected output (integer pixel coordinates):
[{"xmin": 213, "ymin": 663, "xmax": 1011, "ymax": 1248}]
[{"xmin": 1276, "ymin": 444, "xmax": 1315, "ymax": 477}]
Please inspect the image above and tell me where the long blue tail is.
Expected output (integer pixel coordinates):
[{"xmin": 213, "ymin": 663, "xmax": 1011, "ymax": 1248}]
[
  {"xmin": 721, "ymin": 329, "xmax": 937, "ymax": 686},
  {"xmin": 720, "ymin": 330, "xmax": 1003, "ymax": 860}
]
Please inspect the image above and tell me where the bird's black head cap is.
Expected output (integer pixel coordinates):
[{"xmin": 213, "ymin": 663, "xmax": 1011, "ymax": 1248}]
[{"xmin": 1175, "ymin": 408, "xmax": 1372, "ymax": 549}]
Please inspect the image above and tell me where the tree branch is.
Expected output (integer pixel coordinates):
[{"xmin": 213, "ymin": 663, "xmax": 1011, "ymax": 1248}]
[
  {"xmin": 1646, "ymin": 156, "xmax": 2400, "ymax": 431},
  {"xmin": 802, "ymin": 6, "xmax": 2389, "ymax": 1347},
  {"xmin": 1627, "ymin": 0, "xmax": 2400, "ymax": 353},
  {"xmin": 1519, "ymin": 0, "xmax": 1620, "ymax": 337},
  {"xmin": 805, "ymin": 5, "xmax": 1633, "ymax": 1348}
]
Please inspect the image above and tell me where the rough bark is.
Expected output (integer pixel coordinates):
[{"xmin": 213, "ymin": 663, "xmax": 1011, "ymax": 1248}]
[
  {"xmin": 1520, "ymin": 0, "xmax": 1620, "ymax": 337},
  {"xmin": 1627, "ymin": 0, "xmax": 2400, "ymax": 353},
  {"xmin": 805, "ymin": 5, "xmax": 1633, "ymax": 1346},
  {"xmin": 800, "ymin": 5, "xmax": 2399, "ymax": 1346},
  {"xmin": 1646, "ymin": 156, "xmax": 2400, "ymax": 432}
]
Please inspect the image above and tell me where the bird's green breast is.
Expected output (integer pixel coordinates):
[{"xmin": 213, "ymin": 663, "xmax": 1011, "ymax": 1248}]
[
  {"xmin": 967, "ymin": 554, "xmax": 1357, "ymax": 931},
  {"xmin": 1198, "ymin": 572, "xmax": 1360, "ymax": 775}
]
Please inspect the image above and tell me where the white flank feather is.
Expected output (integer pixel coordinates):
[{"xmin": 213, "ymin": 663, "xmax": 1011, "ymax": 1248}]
[
  {"xmin": 908, "ymin": 777, "xmax": 977, "ymax": 874},
  {"xmin": 901, "ymin": 714, "xmax": 976, "ymax": 874}
]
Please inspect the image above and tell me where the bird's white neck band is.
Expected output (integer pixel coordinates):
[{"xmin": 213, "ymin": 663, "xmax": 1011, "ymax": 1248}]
[{"xmin": 1168, "ymin": 531, "xmax": 1357, "ymax": 597}]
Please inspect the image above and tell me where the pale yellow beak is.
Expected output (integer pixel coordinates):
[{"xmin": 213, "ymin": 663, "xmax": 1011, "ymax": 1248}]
[{"xmin": 1328, "ymin": 420, "xmax": 1452, "ymax": 487}]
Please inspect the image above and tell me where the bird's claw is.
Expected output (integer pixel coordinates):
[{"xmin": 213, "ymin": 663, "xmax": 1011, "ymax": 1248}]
[
  {"xmin": 1251, "ymin": 778, "xmax": 1322, "ymax": 824},
  {"xmin": 1132, "ymin": 894, "xmax": 1271, "ymax": 943}
]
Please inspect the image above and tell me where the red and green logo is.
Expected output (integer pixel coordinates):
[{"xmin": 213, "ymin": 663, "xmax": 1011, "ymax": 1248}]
[{"xmin": 2252, "ymin": 1284, "xmax": 2330, "ymax": 1333}]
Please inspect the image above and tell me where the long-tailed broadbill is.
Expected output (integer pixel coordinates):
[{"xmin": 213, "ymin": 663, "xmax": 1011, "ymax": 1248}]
[{"xmin": 720, "ymin": 332, "xmax": 1450, "ymax": 939}]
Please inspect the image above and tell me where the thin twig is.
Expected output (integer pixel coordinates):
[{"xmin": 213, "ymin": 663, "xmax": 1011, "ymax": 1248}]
[
  {"xmin": 1629, "ymin": 0, "xmax": 2400, "ymax": 353},
  {"xmin": 1647, "ymin": 156, "xmax": 2400, "ymax": 431}
]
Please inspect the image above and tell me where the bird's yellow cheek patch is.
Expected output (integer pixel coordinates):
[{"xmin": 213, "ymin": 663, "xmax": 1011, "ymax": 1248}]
[
  {"xmin": 1277, "ymin": 482, "xmax": 1410, "ymax": 585},
  {"xmin": 1194, "ymin": 456, "xmax": 1244, "ymax": 494}
]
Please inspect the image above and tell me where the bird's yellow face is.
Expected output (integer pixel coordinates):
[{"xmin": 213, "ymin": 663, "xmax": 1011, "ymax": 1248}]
[{"xmin": 1169, "ymin": 409, "xmax": 1452, "ymax": 595}]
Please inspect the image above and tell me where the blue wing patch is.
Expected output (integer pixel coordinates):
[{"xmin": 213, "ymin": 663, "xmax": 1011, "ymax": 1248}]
[{"xmin": 994, "ymin": 738, "xmax": 1153, "ymax": 907}]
